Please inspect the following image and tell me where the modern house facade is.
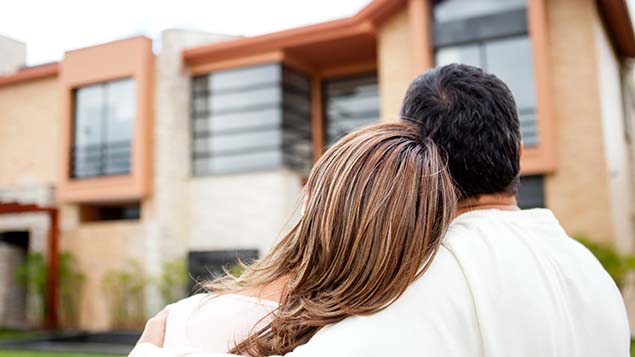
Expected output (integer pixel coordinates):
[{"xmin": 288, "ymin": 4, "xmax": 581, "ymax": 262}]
[{"xmin": 0, "ymin": 0, "xmax": 634, "ymax": 331}]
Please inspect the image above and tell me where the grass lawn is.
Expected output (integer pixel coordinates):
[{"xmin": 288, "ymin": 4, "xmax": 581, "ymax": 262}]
[
  {"xmin": 0, "ymin": 352, "xmax": 117, "ymax": 357},
  {"xmin": 0, "ymin": 329, "xmax": 46, "ymax": 340},
  {"xmin": 0, "ymin": 330, "xmax": 120, "ymax": 356}
]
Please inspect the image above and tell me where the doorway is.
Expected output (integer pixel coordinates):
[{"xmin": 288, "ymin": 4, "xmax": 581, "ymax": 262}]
[{"xmin": 0, "ymin": 231, "xmax": 29, "ymax": 328}]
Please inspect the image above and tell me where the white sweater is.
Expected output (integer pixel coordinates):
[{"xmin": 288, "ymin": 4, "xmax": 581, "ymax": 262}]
[
  {"xmin": 131, "ymin": 209, "xmax": 630, "ymax": 357},
  {"xmin": 163, "ymin": 294, "xmax": 278, "ymax": 352}
]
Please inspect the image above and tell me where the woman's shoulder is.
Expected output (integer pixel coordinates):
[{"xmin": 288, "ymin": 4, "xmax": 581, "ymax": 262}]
[
  {"xmin": 170, "ymin": 293, "xmax": 207, "ymax": 312},
  {"xmin": 164, "ymin": 293, "xmax": 278, "ymax": 352},
  {"xmin": 170, "ymin": 293, "xmax": 278, "ymax": 320}
]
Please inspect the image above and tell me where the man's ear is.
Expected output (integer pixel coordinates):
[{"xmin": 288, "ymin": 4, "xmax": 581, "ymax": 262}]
[{"xmin": 519, "ymin": 142, "xmax": 524, "ymax": 160}]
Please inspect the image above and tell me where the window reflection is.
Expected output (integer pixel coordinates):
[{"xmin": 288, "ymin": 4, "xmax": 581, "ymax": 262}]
[
  {"xmin": 191, "ymin": 64, "xmax": 312, "ymax": 175},
  {"xmin": 433, "ymin": 0, "xmax": 537, "ymax": 147},
  {"xmin": 72, "ymin": 78, "xmax": 135, "ymax": 178},
  {"xmin": 435, "ymin": 36, "xmax": 537, "ymax": 147},
  {"xmin": 323, "ymin": 74, "xmax": 380, "ymax": 146},
  {"xmin": 434, "ymin": 0, "xmax": 526, "ymax": 23}
]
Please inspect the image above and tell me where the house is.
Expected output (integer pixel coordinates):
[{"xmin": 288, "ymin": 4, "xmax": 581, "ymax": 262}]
[{"xmin": 0, "ymin": 0, "xmax": 634, "ymax": 331}]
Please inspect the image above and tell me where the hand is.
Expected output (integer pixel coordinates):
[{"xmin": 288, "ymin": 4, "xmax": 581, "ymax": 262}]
[{"xmin": 137, "ymin": 306, "xmax": 170, "ymax": 347}]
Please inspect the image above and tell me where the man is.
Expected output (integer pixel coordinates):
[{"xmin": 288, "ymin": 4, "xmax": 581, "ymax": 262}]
[{"xmin": 131, "ymin": 64, "xmax": 630, "ymax": 356}]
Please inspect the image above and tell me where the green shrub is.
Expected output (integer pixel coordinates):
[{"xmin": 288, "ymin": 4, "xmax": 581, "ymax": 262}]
[
  {"xmin": 157, "ymin": 258, "xmax": 187, "ymax": 306},
  {"xmin": 14, "ymin": 251, "xmax": 86, "ymax": 328},
  {"xmin": 57, "ymin": 252, "xmax": 85, "ymax": 328},
  {"xmin": 575, "ymin": 235, "xmax": 635, "ymax": 289},
  {"xmin": 227, "ymin": 261, "xmax": 247, "ymax": 277},
  {"xmin": 102, "ymin": 259, "xmax": 148, "ymax": 329},
  {"xmin": 14, "ymin": 252, "xmax": 47, "ymax": 327}
]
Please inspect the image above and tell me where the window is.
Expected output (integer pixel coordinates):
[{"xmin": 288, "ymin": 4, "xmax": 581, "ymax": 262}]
[
  {"xmin": 433, "ymin": 0, "xmax": 538, "ymax": 147},
  {"xmin": 323, "ymin": 74, "xmax": 380, "ymax": 146},
  {"xmin": 72, "ymin": 78, "xmax": 135, "ymax": 178},
  {"xmin": 191, "ymin": 64, "xmax": 312, "ymax": 175},
  {"xmin": 434, "ymin": 0, "xmax": 526, "ymax": 23},
  {"xmin": 517, "ymin": 175, "xmax": 545, "ymax": 209},
  {"xmin": 79, "ymin": 202, "xmax": 141, "ymax": 222}
]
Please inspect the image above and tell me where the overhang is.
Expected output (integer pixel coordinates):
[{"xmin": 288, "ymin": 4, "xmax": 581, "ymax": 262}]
[
  {"xmin": 182, "ymin": 0, "xmax": 407, "ymax": 70},
  {"xmin": 0, "ymin": 63, "xmax": 59, "ymax": 87}
]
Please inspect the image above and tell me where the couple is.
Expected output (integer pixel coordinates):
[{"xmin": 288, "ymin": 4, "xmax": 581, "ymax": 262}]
[{"xmin": 131, "ymin": 64, "xmax": 629, "ymax": 357}]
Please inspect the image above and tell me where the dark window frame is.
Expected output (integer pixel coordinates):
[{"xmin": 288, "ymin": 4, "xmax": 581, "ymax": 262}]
[
  {"xmin": 433, "ymin": 4, "xmax": 538, "ymax": 147},
  {"xmin": 322, "ymin": 72, "xmax": 380, "ymax": 147},
  {"xmin": 190, "ymin": 63, "xmax": 313, "ymax": 176},
  {"xmin": 433, "ymin": 8, "xmax": 528, "ymax": 48},
  {"xmin": 517, "ymin": 175, "xmax": 545, "ymax": 209},
  {"xmin": 79, "ymin": 202, "xmax": 141, "ymax": 222}
]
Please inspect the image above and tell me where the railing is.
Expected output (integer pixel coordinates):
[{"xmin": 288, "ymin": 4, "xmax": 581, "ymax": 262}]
[{"xmin": 71, "ymin": 140, "xmax": 131, "ymax": 178}]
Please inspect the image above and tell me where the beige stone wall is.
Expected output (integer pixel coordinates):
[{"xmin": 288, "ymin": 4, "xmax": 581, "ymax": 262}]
[
  {"xmin": 594, "ymin": 18, "xmax": 635, "ymax": 252},
  {"xmin": 59, "ymin": 204, "xmax": 149, "ymax": 331},
  {"xmin": 187, "ymin": 170, "xmax": 303, "ymax": 255},
  {"xmin": 152, "ymin": 29, "xmax": 302, "ymax": 277},
  {"xmin": 377, "ymin": 8, "xmax": 415, "ymax": 122},
  {"xmin": 0, "ymin": 77, "xmax": 59, "ymax": 188},
  {"xmin": 150, "ymin": 29, "xmax": 235, "ymax": 264},
  {"xmin": 543, "ymin": 0, "xmax": 615, "ymax": 244},
  {"xmin": 54, "ymin": 30, "xmax": 238, "ymax": 331}
]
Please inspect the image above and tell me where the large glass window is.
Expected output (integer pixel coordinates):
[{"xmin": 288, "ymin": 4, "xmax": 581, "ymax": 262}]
[
  {"xmin": 434, "ymin": 0, "xmax": 526, "ymax": 23},
  {"xmin": 191, "ymin": 64, "xmax": 312, "ymax": 176},
  {"xmin": 433, "ymin": 0, "xmax": 538, "ymax": 147},
  {"xmin": 72, "ymin": 78, "xmax": 135, "ymax": 178},
  {"xmin": 323, "ymin": 74, "xmax": 380, "ymax": 146}
]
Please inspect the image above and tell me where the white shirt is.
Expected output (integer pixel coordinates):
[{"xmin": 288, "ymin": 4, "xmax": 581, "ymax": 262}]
[
  {"xmin": 163, "ymin": 294, "xmax": 278, "ymax": 353},
  {"xmin": 131, "ymin": 209, "xmax": 630, "ymax": 357}
]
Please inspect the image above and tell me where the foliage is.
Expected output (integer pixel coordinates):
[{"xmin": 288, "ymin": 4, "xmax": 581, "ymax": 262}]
[
  {"xmin": 0, "ymin": 328, "xmax": 45, "ymax": 340},
  {"xmin": 575, "ymin": 235, "xmax": 635, "ymax": 289},
  {"xmin": 14, "ymin": 251, "xmax": 86, "ymax": 329},
  {"xmin": 0, "ymin": 351, "xmax": 114, "ymax": 357},
  {"xmin": 57, "ymin": 252, "xmax": 86, "ymax": 328},
  {"xmin": 14, "ymin": 252, "xmax": 47, "ymax": 327},
  {"xmin": 157, "ymin": 258, "xmax": 187, "ymax": 306},
  {"xmin": 227, "ymin": 262, "xmax": 247, "ymax": 277},
  {"xmin": 102, "ymin": 259, "xmax": 148, "ymax": 329}
]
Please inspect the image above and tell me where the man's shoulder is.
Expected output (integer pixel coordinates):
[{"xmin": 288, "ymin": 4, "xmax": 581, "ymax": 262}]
[{"xmin": 290, "ymin": 246, "xmax": 481, "ymax": 357}]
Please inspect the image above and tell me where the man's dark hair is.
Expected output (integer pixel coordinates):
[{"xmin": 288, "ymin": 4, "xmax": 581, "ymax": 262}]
[{"xmin": 400, "ymin": 63, "xmax": 521, "ymax": 199}]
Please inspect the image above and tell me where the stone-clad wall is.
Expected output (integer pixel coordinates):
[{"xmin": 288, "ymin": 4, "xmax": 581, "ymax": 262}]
[{"xmin": 543, "ymin": 0, "xmax": 630, "ymax": 245}]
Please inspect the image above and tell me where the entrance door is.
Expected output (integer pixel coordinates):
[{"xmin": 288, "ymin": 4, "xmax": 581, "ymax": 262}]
[{"xmin": 0, "ymin": 231, "xmax": 29, "ymax": 328}]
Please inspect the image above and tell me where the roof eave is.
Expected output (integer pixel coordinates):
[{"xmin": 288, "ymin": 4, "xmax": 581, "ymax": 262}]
[
  {"xmin": 182, "ymin": 0, "xmax": 407, "ymax": 67},
  {"xmin": 0, "ymin": 63, "xmax": 59, "ymax": 88},
  {"xmin": 597, "ymin": 0, "xmax": 635, "ymax": 58}
]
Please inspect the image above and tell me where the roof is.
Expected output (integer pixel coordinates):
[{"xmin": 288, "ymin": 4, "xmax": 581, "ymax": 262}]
[
  {"xmin": 597, "ymin": 0, "xmax": 635, "ymax": 57},
  {"xmin": 0, "ymin": 62, "xmax": 59, "ymax": 87},
  {"xmin": 183, "ymin": 0, "xmax": 635, "ymax": 67},
  {"xmin": 182, "ymin": 0, "xmax": 406, "ymax": 67}
]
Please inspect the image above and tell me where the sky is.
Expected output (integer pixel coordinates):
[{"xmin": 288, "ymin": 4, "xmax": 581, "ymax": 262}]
[
  {"xmin": 0, "ymin": 0, "xmax": 372, "ymax": 66},
  {"xmin": 4, "ymin": 0, "xmax": 635, "ymax": 67}
]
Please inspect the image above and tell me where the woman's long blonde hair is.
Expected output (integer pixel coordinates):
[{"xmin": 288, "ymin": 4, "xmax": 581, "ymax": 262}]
[{"xmin": 205, "ymin": 122, "xmax": 457, "ymax": 356}]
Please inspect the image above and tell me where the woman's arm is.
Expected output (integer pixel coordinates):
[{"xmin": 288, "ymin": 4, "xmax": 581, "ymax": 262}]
[{"xmin": 130, "ymin": 308, "xmax": 277, "ymax": 357}]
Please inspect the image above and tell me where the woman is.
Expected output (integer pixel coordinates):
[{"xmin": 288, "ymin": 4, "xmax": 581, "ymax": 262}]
[{"xmin": 134, "ymin": 122, "xmax": 456, "ymax": 356}]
